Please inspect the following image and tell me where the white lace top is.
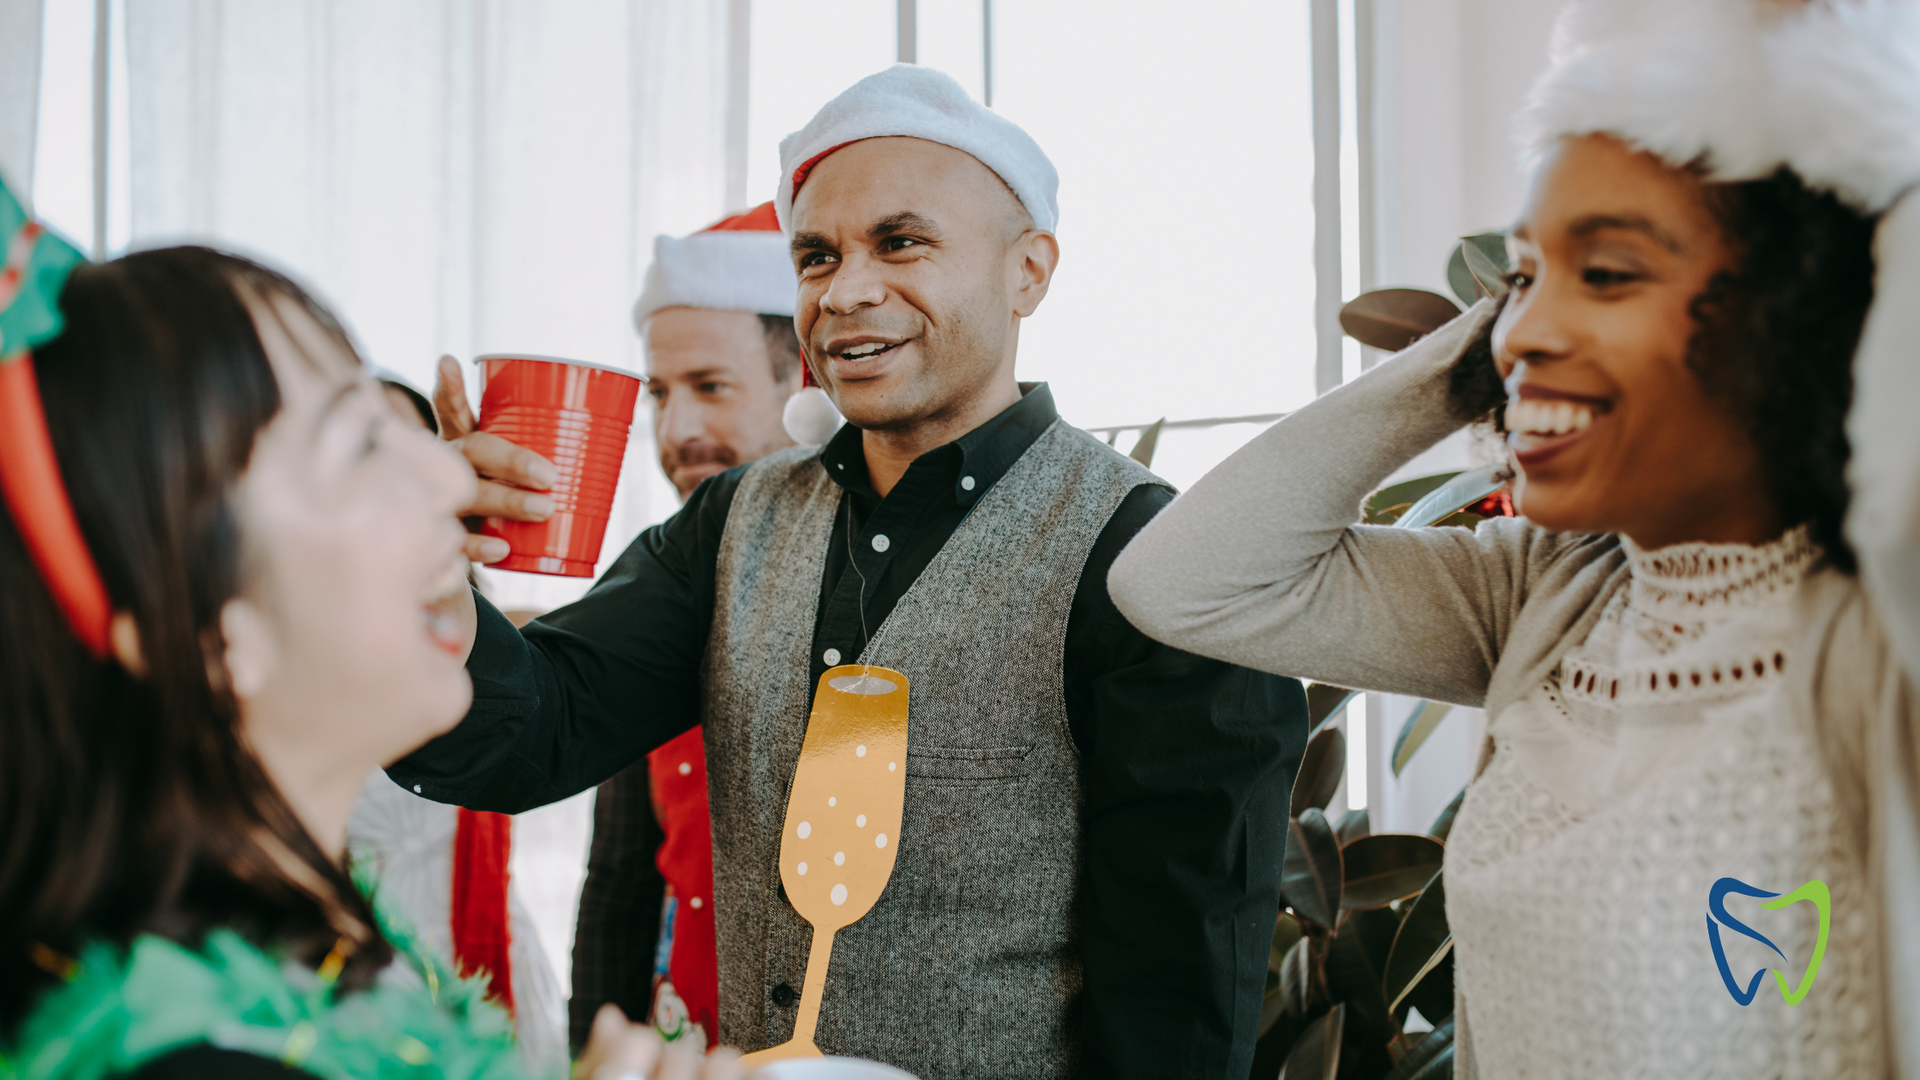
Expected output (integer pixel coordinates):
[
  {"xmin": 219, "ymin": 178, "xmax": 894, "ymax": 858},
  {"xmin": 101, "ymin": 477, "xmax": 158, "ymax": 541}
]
[{"xmin": 1445, "ymin": 529, "xmax": 1884, "ymax": 1078}]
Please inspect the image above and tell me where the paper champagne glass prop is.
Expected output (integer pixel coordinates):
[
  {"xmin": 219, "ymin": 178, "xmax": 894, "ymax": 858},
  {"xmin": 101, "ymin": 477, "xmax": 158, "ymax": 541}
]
[{"xmin": 739, "ymin": 665, "xmax": 910, "ymax": 1067}]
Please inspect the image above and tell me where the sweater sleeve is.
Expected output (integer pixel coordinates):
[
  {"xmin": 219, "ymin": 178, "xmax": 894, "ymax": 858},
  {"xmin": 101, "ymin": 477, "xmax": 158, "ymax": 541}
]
[
  {"xmin": 1848, "ymin": 193, "xmax": 1920, "ymax": 689},
  {"xmin": 1108, "ymin": 300, "xmax": 1580, "ymax": 709}
]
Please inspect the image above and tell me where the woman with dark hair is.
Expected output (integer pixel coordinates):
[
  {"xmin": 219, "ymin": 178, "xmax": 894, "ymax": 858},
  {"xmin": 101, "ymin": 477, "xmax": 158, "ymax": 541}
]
[
  {"xmin": 1110, "ymin": 1, "xmax": 1920, "ymax": 1075},
  {"xmin": 0, "ymin": 178, "xmax": 735, "ymax": 1080}
]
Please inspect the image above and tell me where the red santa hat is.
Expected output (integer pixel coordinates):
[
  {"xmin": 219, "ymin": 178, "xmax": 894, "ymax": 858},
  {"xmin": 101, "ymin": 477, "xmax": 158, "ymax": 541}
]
[
  {"xmin": 629, "ymin": 201, "xmax": 846, "ymax": 444},
  {"xmin": 632, "ymin": 202, "xmax": 796, "ymax": 329},
  {"xmin": 774, "ymin": 64, "xmax": 1060, "ymax": 235}
]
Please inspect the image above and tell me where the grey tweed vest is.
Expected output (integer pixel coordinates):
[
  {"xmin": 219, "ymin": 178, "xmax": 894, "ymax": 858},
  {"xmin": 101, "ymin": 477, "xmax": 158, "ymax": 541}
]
[{"xmin": 700, "ymin": 419, "xmax": 1157, "ymax": 1080}]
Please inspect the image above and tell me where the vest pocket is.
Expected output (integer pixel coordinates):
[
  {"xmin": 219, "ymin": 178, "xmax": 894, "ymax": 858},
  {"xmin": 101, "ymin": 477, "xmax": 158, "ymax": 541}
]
[{"xmin": 905, "ymin": 744, "xmax": 1033, "ymax": 786}]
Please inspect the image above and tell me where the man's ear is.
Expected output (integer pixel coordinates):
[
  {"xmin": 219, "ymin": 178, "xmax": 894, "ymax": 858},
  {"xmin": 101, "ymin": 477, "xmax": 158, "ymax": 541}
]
[
  {"xmin": 1010, "ymin": 231, "xmax": 1060, "ymax": 319},
  {"xmin": 217, "ymin": 598, "xmax": 278, "ymax": 701}
]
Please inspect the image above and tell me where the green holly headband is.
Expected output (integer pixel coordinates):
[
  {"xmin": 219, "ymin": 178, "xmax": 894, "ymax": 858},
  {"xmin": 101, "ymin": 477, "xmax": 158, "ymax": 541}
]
[{"xmin": 0, "ymin": 174, "xmax": 109, "ymax": 657}]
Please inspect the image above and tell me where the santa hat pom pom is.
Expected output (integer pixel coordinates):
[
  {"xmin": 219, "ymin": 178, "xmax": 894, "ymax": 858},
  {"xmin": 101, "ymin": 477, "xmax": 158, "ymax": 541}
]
[{"xmin": 783, "ymin": 386, "xmax": 844, "ymax": 446}]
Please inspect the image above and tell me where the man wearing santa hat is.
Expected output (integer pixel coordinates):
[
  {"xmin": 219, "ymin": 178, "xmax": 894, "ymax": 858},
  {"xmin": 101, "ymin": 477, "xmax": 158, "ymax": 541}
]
[
  {"xmin": 401, "ymin": 65, "xmax": 1306, "ymax": 1079},
  {"xmin": 568, "ymin": 201, "xmax": 817, "ymax": 1054}
]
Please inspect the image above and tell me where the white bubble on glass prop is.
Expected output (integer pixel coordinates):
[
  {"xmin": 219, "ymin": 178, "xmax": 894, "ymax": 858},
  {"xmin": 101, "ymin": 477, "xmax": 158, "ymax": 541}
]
[
  {"xmin": 678, "ymin": 762, "xmax": 691, "ymax": 775},
  {"xmin": 798, "ymin": 862, "xmax": 808, "ymax": 875},
  {"xmin": 828, "ymin": 675, "xmax": 897, "ymax": 695},
  {"xmin": 876, "ymin": 833, "xmax": 888, "ymax": 848},
  {"xmin": 831, "ymin": 884, "xmax": 848, "ymax": 906},
  {"xmin": 828, "ymin": 796, "xmax": 836, "ymax": 807},
  {"xmin": 797, "ymin": 821, "xmax": 811, "ymax": 839},
  {"xmin": 889, "ymin": 762, "xmax": 896, "ymax": 771},
  {"xmin": 856, "ymin": 745, "xmax": 867, "ymax": 757},
  {"xmin": 856, "ymin": 814, "xmax": 867, "ymax": 827},
  {"xmin": 834, "ymin": 851, "xmax": 846, "ymax": 865}
]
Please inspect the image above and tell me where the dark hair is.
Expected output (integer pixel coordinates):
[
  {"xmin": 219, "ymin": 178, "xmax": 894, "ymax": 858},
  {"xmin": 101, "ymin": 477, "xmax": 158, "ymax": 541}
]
[
  {"xmin": 759, "ymin": 313, "xmax": 803, "ymax": 383},
  {"xmin": 0, "ymin": 246, "xmax": 393, "ymax": 1031},
  {"xmin": 1447, "ymin": 168, "xmax": 1877, "ymax": 570}
]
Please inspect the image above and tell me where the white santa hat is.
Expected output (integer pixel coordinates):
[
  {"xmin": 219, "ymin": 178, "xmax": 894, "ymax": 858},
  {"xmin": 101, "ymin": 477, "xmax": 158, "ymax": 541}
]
[
  {"xmin": 632, "ymin": 202, "xmax": 796, "ymax": 329},
  {"xmin": 629, "ymin": 201, "xmax": 846, "ymax": 444},
  {"xmin": 774, "ymin": 64, "xmax": 1059, "ymax": 234},
  {"xmin": 1520, "ymin": 0, "xmax": 1920, "ymax": 214}
]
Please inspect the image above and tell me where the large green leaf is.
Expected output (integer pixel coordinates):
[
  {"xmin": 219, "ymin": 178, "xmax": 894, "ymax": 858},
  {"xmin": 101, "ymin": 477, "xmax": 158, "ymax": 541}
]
[
  {"xmin": 1291, "ymin": 725, "xmax": 1346, "ymax": 816},
  {"xmin": 1391, "ymin": 700, "xmax": 1454, "ymax": 777},
  {"xmin": 1128, "ymin": 418, "xmax": 1164, "ymax": 468},
  {"xmin": 1459, "ymin": 232, "xmax": 1510, "ymax": 300},
  {"xmin": 1268, "ymin": 936, "xmax": 1320, "ymax": 1031},
  {"xmin": 1428, "ymin": 787, "xmax": 1465, "ymax": 843},
  {"xmin": 1446, "ymin": 244, "xmax": 1483, "ymax": 307},
  {"xmin": 1338, "ymin": 289, "xmax": 1463, "ymax": 352},
  {"xmin": 1324, "ymin": 906, "xmax": 1401, "ymax": 1039},
  {"xmin": 1335, "ymin": 807, "xmax": 1370, "ymax": 847},
  {"xmin": 1384, "ymin": 872, "xmax": 1451, "ymax": 1016},
  {"xmin": 1305, "ymin": 682, "xmax": 1361, "ymax": 736},
  {"xmin": 1272, "ymin": 911, "xmax": 1305, "ymax": 973},
  {"xmin": 1281, "ymin": 808, "xmax": 1343, "ymax": 928},
  {"xmin": 1278, "ymin": 1003, "xmax": 1344, "ymax": 1080},
  {"xmin": 1393, "ymin": 464, "xmax": 1506, "ymax": 529},
  {"xmin": 1382, "ymin": 1019, "xmax": 1455, "ymax": 1080},
  {"xmin": 1340, "ymin": 834, "xmax": 1444, "ymax": 910},
  {"xmin": 1364, "ymin": 472, "xmax": 1460, "ymax": 524}
]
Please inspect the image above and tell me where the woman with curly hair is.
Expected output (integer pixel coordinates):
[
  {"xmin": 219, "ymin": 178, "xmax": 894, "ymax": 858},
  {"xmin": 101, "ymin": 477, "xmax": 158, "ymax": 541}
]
[
  {"xmin": 0, "ymin": 175, "xmax": 735, "ymax": 1080},
  {"xmin": 1110, "ymin": 0, "xmax": 1920, "ymax": 1075}
]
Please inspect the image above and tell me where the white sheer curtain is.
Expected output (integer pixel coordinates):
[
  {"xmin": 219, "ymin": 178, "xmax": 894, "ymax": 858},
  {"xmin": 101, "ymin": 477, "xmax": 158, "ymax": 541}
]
[
  {"xmin": 122, "ymin": 0, "xmax": 742, "ymax": 994},
  {"xmin": 125, "ymin": 0, "xmax": 735, "ymax": 613},
  {"xmin": 0, "ymin": 0, "xmax": 45, "ymax": 198}
]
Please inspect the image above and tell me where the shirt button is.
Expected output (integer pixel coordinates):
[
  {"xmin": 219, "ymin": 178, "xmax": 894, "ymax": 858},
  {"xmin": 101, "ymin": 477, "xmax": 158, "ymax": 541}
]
[
  {"xmin": 771, "ymin": 983, "xmax": 798, "ymax": 1006},
  {"xmin": 824, "ymin": 648, "xmax": 841, "ymax": 665},
  {"xmin": 961, "ymin": 475, "xmax": 976, "ymax": 491},
  {"xmin": 871, "ymin": 534, "xmax": 890, "ymax": 552}
]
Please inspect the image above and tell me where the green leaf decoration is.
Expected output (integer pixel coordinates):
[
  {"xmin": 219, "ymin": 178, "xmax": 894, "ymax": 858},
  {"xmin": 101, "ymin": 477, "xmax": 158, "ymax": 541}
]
[
  {"xmin": 1391, "ymin": 700, "xmax": 1454, "ymax": 777},
  {"xmin": 1306, "ymin": 682, "xmax": 1361, "ymax": 736},
  {"xmin": 1392, "ymin": 464, "xmax": 1506, "ymax": 530},
  {"xmin": 1281, "ymin": 808, "xmax": 1344, "ymax": 928},
  {"xmin": 1459, "ymin": 232, "xmax": 1510, "ymax": 300},
  {"xmin": 1267, "ymin": 936, "xmax": 1319, "ymax": 1033},
  {"xmin": 1279, "ymin": 1003, "xmax": 1344, "ymax": 1080},
  {"xmin": 1381, "ymin": 1019, "xmax": 1455, "ymax": 1080},
  {"xmin": 1128, "ymin": 418, "xmax": 1164, "ymax": 468},
  {"xmin": 1340, "ymin": 834, "xmax": 1444, "ymax": 910},
  {"xmin": 1291, "ymin": 724, "xmax": 1347, "ymax": 817},
  {"xmin": 0, "ymin": 176, "xmax": 88, "ymax": 360},
  {"xmin": 1384, "ymin": 872, "xmax": 1451, "ymax": 1016},
  {"xmin": 1324, "ymin": 906, "xmax": 1401, "ymax": 1038},
  {"xmin": 1335, "ymin": 807, "xmax": 1370, "ymax": 847},
  {"xmin": 1364, "ymin": 472, "xmax": 1460, "ymax": 524},
  {"xmin": 1428, "ymin": 787, "xmax": 1466, "ymax": 843},
  {"xmin": 1338, "ymin": 289, "xmax": 1463, "ymax": 352}
]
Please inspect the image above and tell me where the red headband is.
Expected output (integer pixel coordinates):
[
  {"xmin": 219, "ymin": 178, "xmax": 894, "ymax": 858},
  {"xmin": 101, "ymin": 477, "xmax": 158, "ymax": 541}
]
[{"xmin": 0, "ymin": 188, "xmax": 110, "ymax": 657}]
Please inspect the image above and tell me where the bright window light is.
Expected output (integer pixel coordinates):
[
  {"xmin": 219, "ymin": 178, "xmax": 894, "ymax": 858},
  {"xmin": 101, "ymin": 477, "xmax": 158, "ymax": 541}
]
[{"xmin": 1346, "ymin": 694, "xmax": 1368, "ymax": 810}]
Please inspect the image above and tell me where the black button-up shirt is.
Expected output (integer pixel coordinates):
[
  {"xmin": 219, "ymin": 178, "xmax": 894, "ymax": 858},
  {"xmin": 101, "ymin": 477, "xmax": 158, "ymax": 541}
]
[{"xmin": 391, "ymin": 383, "xmax": 1306, "ymax": 1079}]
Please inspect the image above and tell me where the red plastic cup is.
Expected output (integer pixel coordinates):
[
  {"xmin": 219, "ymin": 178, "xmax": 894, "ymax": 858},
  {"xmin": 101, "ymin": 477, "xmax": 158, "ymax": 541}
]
[{"xmin": 473, "ymin": 353, "xmax": 642, "ymax": 577}]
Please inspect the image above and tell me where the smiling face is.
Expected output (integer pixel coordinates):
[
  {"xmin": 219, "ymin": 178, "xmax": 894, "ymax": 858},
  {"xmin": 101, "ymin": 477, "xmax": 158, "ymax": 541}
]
[
  {"xmin": 1492, "ymin": 134, "xmax": 1778, "ymax": 549},
  {"xmin": 645, "ymin": 307, "xmax": 800, "ymax": 499},
  {"xmin": 789, "ymin": 137, "xmax": 1056, "ymax": 442},
  {"xmin": 224, "ymin": 292, "xmax": 477, "ymax": 820}
]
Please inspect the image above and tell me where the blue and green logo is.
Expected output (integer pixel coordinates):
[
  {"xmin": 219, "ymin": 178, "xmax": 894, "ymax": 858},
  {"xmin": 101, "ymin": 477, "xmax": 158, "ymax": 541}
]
[{"xmin": 1706, "ymin": 877, "xmax": 1829, "ymax": 1006}]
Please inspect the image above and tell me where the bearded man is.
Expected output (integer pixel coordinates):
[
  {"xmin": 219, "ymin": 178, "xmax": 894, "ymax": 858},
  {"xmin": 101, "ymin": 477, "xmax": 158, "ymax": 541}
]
[{"xmin": 397, "ymin": 66, "xmax": 1306, "ymax": 1079}]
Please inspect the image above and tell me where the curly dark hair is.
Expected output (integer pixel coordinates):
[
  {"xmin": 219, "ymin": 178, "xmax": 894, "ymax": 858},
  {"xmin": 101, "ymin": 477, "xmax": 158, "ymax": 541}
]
[{"xmin": 1447, "ymin": 168, "xmax": 1878, "ymax": 572}]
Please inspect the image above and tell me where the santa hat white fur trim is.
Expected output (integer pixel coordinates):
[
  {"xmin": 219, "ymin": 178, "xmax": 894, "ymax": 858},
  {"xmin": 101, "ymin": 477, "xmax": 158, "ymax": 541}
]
[
  {"xmin": 1522, "ymin": 0, "xmax": 1920, "ymax": 213},
  {"xmin": 632, "ymin": 230, "xmax": 797, "ymax": 330},
  {"xmin": 775, "ymin": 64, "xmax": 1059, "ymax": 234}
]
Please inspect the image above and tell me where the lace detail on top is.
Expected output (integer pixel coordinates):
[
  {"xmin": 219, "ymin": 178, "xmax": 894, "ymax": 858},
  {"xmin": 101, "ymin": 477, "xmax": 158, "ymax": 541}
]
[{"xmin": 1444, "ymin": 527, "xmax": 1882, "ymax": 1077}]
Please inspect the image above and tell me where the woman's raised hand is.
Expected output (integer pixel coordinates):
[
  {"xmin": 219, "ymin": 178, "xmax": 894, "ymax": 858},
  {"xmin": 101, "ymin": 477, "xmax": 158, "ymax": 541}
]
[
  {"xmin": 432, "ymin": 354, "xmax": 560, "ymax": 565},
  {"xmin": 575, "ymin": 1004, "xmax": 746, "ymax": 1080}
]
